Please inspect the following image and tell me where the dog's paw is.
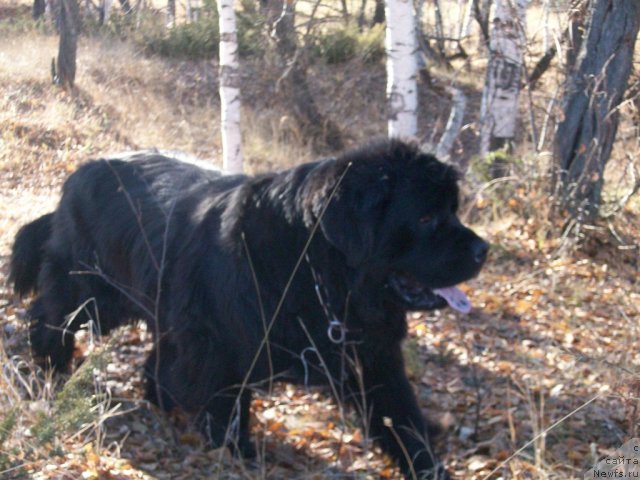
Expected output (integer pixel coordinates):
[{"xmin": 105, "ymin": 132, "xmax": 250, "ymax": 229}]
[
  {"xmin": 416, "ymin": 462, "xmax": 450, "ymax": 480},
  {"xmin": 228, "ymin": 438, "xmax": 257, "ymax": 460}
]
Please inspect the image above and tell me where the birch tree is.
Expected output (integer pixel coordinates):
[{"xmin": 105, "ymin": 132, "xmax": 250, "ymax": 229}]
[
  {"xmin": 479, "ymin": 0, "xmax": 528, "ymax": 163},
  {"xmin": 554, "ymin": 0, "xmax": 640, "ymax": 220},
  {"xmin": 218, "ymin": 0, "xmax": 243, "ymax": 173},
  {"xmin": 385, "ymin": 0, "xmax": 418, "ymax": 138}
]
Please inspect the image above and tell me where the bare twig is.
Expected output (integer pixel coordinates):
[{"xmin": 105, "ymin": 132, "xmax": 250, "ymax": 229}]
[{"xmin": 481, "ymin": 391, "xmax": 605, "ymax": 479}]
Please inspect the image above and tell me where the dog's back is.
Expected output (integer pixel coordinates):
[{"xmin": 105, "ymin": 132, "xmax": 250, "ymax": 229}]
[
  {"xmin": 10, "ymin": 213, "xmax": 54, "ymax": 296},
  {"xmin": 9, "ymin": 151, "xmax": 243, "ymax": 370}
]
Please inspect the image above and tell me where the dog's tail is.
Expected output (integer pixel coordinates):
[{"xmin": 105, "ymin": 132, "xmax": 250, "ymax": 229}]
[{"xmin": 9, "ymin": 213, "xmax": 54, "ymax": 296}]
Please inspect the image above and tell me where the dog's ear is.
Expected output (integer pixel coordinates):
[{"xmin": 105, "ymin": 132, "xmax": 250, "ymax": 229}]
[{"xmin": 307, "ymin": 165, "xmax": 390, "ymax": 267}]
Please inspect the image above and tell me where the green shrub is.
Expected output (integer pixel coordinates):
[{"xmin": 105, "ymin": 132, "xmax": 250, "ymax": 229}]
[
  {"xmin": 31, "ymin": 353, "xmax": 105, "ymax": 447},
  {"xmin": 0, "ymin": 5, "xmax": 38, "ymax": 36},
  {"xmin": 53, "ymin": 354, "xmax": 103, "ymax": 433},
  {"xmin": 314, "ymin": 23, "xmax": 385, "ymax": 65},
  {"xmin": 31, "ymin": 412, "xmax": 56, "ymax": 446},
  {"xmin": 140, "ymin": 16, "xmax": 220, "ymax": 60},
  {"xmin": 470, "ymin": 150, "xmax": 523, "ymax": 183},
  {"xmin": 236, "ymin": 0, "xmax": 266, "ymax": 58},
  {"xmin": 0, "ymin": 408, "xmax": 17, "ymax": 446},
  {"xmin": 102, "ymin": 8, "xmax": 139, "ymax": 38},
  {"xmin": 130, "ymin": 0, "xmax": 265, "ymax": 60},
  {"xmin": 357, "ymin": 23, "xmax": 385, "ymax": 64},
  {"xmin": 316, "ymin": 24, "xmax": 359, "ymax": 64}
]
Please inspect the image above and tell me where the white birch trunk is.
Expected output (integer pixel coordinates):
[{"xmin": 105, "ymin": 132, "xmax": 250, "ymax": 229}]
[
  {"xmin": 102, "ymin": 0, "xmax": 113, "ymax": 23},
  {"xmin": 385, "ymin": 0, "xmax": 418, "ymax": 139},
  {"xmin": 436, "ymin": 87, "xmax": 467, "ymax": 161},
  {"xmin": 218, "ymin": 0, "xmax": 243, "ymax": 173},
  {"xmin": 479, "ymin": 0, "xmax": 529, "ymax": 156},
  {"xmin": 460, "ymin": 0, "xmax": 474, "ymax": 38}
]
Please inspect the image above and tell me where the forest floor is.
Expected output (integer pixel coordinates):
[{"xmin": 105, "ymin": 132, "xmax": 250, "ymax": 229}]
[{"xmin": 1, "ymin": 2, "xmax": 640, "ymax": 479}]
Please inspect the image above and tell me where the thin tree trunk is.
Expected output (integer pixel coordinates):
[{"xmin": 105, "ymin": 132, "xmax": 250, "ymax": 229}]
[
  {"xmin": 357, "ymin": 0, "xmax": 367, "ymax": 29},
  {"xmin": 273, "ymin": 0, "xmax": 343, "ymax": 152},
  {"xmin": 339, "ymin": 0, "xmax": 348, "ymax": 20},
  {"xmin": 479, "ymin": 0, "xmax": 528, "ymax": 167},
  {"xmin": 385, "ymin": 0, "xmax": 418, "ymax": 138},
  {"xmin": 33, "ymin": 0, "xmax": 46, "ymax": 19},
  {"xmin": 554, "ymin": 0, "xmax": 640, "ymax": 220},
  {"xmin": 459, "ymin": 0, "xmax": 474, "ymax": 38},
  {"xmin": 433, "ymin": 0, "xmax": 446, "ymax": 58},
  {"xmin": 102, "ymin": 0, "xmax": 113, "ymax": 24},
  {"xmin": 372, "ymin": 0, "xmax": 384, "ymax": 25},
  {"xmin": 52, "ymin": 0, "xmax": 79, "ymax": 90},
  {"xmin": 167, "ymin": 0, "xmax": 175, "ymax": 26},
  {"xmin": 218, "ymin": 0, "xmax": 243, "ymax": 173},
  {"xmin": 436, "ymin": 87, "xmax": 467, "ymax": 161},
  {"xmin": 472, "ymin": 0, "xmax": 491, "ymax": 47}
]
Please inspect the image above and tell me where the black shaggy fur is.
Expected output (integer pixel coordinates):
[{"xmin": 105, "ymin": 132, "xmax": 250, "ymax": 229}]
[{"xmin": 10, "ymin": 140, "xmax": 488, "ymax": 479}]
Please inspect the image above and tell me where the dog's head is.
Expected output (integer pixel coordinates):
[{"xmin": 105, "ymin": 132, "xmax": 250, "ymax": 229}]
[{"xmin": 305, "ymin": 139, "xmax": 488, "ymax": 313}]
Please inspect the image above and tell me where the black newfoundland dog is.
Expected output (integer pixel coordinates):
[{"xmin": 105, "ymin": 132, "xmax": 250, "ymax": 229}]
[{"xmin": 10, "ymin": 139, "xmax": 487, "ymax": 479}]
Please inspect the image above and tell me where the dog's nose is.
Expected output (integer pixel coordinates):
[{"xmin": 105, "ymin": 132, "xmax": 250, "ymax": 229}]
[{"xmin": 472, "ymin": 239, "xmax": 489, "ymax": 264}]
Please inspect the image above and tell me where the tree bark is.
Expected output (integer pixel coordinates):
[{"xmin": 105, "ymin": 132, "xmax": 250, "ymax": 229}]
[
  {"xmin": 479, "ymin": 0, "xmax": 528, "ymax": 166},
  {"xmin": 52, "ymin": 0, "xmax": 79, "ymax": 90},
  {"xmin": 385, "ymin": 0, "xmax": 418, "ymax": 138},
  {"xmin": 553, "ymin": 0, "xmax": 640, "ymax": 220},
  {"xmin": 218, "ymin": 0, "xmax": 244, "ymax": 173}
]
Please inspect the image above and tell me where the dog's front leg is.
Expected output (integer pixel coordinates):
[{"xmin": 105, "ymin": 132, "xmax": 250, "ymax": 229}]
[
  {"xmin": 195, "ymin": 387, "xmax": 256, "ymax": 459},
  {"xmin": 357, "ymin": 347, "xmax": 450, "ymax": 480}
]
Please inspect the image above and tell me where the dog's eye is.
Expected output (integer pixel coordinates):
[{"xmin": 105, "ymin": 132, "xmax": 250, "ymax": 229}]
[{"xmin": 418, "ymin": 214, "xmax": 433, "ymax": 224}]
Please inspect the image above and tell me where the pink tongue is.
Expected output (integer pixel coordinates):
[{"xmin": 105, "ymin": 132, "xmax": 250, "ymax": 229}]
[{"xmin": 434, "ymin": 287, "xmax": 471, "ymax": 313}]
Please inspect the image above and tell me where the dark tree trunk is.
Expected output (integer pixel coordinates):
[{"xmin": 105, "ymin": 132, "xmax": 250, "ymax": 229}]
[
  {"xmin": 52, "ymin": 0, "xmax": 79, "ymax": 90},
  {"xmin": 357, "ymin": 0, "xmax": 367, "ymax": 29},
  {"xmin": 472, "ymin": 0, "xmax": 492, "ymax": 47},
  {"xmin": 167, "ymin": 0, "xmax": 176, "ymax": 25},
  {"xmin": 339, "ymin": 0, "xmax": 348, "ymax": 20},
  {"xmin": 33, "ymin": 0, "xmax": 45, "ymax": 19},
  {"xmin": 554, "ymin": 0, "xmax": 640, "ymax": 220},
  {"xmin": 372, "ymin": 0, "xmax": 384, "ymax": 26},
  {"xmin": 273, "ymin": 0, "xmax": 343, "ymax": 152}
]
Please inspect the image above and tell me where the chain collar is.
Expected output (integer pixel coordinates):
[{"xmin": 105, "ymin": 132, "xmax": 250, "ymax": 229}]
[{"xmin": 304, "ymin": 253, "xmax": 346, "ymax": 344}]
